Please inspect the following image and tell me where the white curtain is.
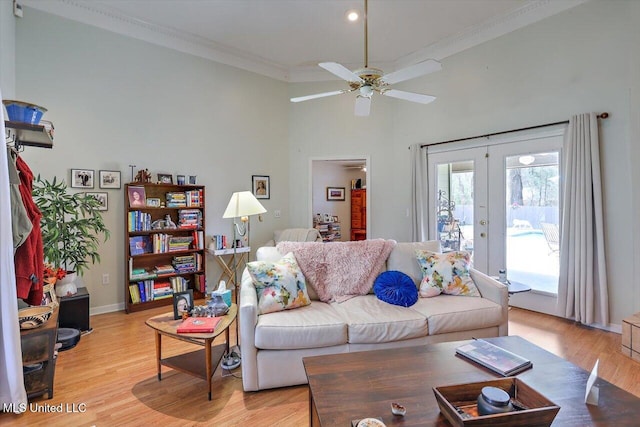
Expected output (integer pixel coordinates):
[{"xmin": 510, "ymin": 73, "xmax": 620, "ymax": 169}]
[
  {"xmin": 557, "ymin": 113, "xmax": 609, "ymax": 326},
  {"xmin": 0, "ymin": 90, "xmax": 28, "ymax": 410},
  {"xmin": 410, "ymin": 144, "xmax": 429, "ymax": 241}
]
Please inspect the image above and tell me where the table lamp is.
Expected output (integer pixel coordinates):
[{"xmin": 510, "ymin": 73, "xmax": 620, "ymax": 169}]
[{"xmin": 221, "ymin": 191, "xmax": 266, "ymax": 369}]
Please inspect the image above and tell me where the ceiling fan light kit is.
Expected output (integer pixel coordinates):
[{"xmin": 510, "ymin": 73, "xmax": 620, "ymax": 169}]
[{"xmin": 290, "ymin": 0, "xmax": 441, "ymax": 116}]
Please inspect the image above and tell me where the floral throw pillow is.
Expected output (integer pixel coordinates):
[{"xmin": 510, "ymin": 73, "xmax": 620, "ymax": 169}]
[
  {"xmin": 415, "ymin": 250, "xmax": 480, "ymax": 298},
  {"xmin": 247, "ymin": 252, "xmax": 311, "ymax": 315}
]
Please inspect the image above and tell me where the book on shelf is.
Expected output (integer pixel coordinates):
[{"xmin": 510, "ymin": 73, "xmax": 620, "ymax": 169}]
[
  {"xmin": 455, "ymin": 338, "xmax": 533, "ymax": 376},
  {"xmin": 211, "ymin": 234, "xmax": 227, "ymax": 250},
  {"xmin": 176, "ymin": 316, "xmax": 221, "ymax": 334},
  {"xmin": 195, "ymin": 273, "xmax": 206, "ymax": 293},
  {"xmin": 128, "ymin": 211, "xmax": 151, "ymax": 232},
  {"xmin": 129, "ymin": 236, "xmax": 152, "ymax": 255},
  {"xmin": 154, "ymin": 264, "xmax": 176, "ymax": 275},
  {"xmin": 129, "ymin": 284, "xmax": 141, "ymax": 304}
]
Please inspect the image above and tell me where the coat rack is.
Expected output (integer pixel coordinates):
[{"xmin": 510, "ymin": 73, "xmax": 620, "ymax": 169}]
[{"xmin": 5, "ymin": 120, "xmax": 54, "ymax": 151}]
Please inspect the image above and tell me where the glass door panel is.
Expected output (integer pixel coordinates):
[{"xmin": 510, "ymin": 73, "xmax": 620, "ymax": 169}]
[
  {"xmin": 428, "ymin": 147, "xmax": 488, "ymax": 272},
  {"xmin": 504, "ymin": 152, "xmax": 560, "ymax": 294}
]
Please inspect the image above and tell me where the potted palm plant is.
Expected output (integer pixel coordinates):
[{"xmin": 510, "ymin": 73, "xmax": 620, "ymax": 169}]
[{"xmin": 33, "ymin": 176, "xmax": 110, "ymax": 297}]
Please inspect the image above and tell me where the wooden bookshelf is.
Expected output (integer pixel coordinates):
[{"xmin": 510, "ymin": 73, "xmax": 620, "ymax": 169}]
[{"xmin": 124, "ymin": 182, "xmax": 206, "ymax": 313}]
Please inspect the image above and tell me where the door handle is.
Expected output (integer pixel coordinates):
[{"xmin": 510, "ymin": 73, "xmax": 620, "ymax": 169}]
[
  {"xmin": 480, "ymin": 232, "xmax": 486, "ymax": 238},
  {"xmin": 479, "ymin": 220, "xmax": 487, "ymax": 226}
]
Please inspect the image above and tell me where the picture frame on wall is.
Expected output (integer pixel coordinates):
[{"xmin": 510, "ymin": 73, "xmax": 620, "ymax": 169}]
[
  {"xmin": 99, "ymin": 170, "xmax": 121, "ymax": 189},
  {"xmin": 326, "ymin": 187, "xmax": 345, "ymax": 201},
  {"xmin": 86, "ymin": 192, "xmax": 108, "ymax": 211},
  {"xmin": 157, "ymin": 173, "xmax": 173, "ymax": 184},
  {"xmin": 252, "ymin": 175, "xmax": 270, "ymax": 199},
  {"xmin": 173, "ymin": 289, "xmax": 194, "ymax": 320},
  {"xmin": 71, "ymin": 169, "xmax": 94, "ymax": 189}
]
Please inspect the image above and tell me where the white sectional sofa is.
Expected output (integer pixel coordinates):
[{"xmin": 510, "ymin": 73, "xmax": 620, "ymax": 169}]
[{"xmin": 239, "ymin": 241, "xmax": 509, "ymax": 392}]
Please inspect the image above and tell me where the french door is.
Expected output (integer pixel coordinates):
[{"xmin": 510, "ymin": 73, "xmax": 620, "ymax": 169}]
[{"xmin": 427, "ymin": 127, "xmax": 564, "ymax": 313}]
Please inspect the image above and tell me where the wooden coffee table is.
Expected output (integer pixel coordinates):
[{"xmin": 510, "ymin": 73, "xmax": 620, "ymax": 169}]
[
  {"xmin": 145, "ymin": 304, "xmax": 237, "ymax": 400},
  {"xmin": 303, "ymin": 335, "xmax": 640, "ymax": 426}
]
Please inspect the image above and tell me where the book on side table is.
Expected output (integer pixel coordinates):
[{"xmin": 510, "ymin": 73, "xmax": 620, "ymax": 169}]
[
  {"xmin": 456, "ymin": 338, "xmax": 532, "ymax": 376},
  {"xmin": 176, "ymin": 316, "xmax": 221, "ymax": 333}
]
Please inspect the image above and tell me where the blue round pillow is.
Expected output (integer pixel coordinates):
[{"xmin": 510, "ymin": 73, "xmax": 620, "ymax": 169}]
[{"xmin": 373, "ymin": 271, "xmax": 418, "ymax": 307}]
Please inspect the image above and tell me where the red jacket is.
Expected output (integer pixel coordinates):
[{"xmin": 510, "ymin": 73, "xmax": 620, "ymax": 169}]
[{"xmin": 14, "ymin": 156, "xmax": 43, "ymax": 305}]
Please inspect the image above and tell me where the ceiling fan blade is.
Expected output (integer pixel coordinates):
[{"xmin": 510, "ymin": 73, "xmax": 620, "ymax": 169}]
[
  {"xmin": 319, "ymin": 62, "xmax": 364, "ymax": 83},
  {"xmin": 379, "ymin": 59, "xmax": 442, "ymax": 85},
  {"xmin": 290, "ymin": 90, "xmax": 346, "ymax": 103},
  {"xmin": 382, "ymin": 89, "xmax": 436, "ymax": 104},
  {"xmin": 354, "ymin": 96, "xmax": 371, "ymax": 116}
]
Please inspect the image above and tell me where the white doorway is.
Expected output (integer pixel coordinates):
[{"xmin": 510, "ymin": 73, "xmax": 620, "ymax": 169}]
[
  {"xmin": 427, "ymin": 126, "xmax": 564, "ymax": 315},
  {"xmin": 309, "ymin": 157, "xmax": 370, "ymax": 241}
]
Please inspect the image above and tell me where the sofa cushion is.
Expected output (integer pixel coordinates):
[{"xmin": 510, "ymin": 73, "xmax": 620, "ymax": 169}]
[
  {"xmin": 410, "ymin": 294, "xmax": 503, "ymax": 335},
  {"xmin": 256, "ymin": 246, "xmax": 320, "ymax": 300},
  {"xmin": 254, "ymin": 302, "xmax": 347, "ymax": 350},
  {"xmin": 247, "ymin": 252, "xmax": 311, "ymax": 314},
  {"xmin": 373, "ymin": 271, "xmax": 418, "ymax": 307},
  {"xmin": 387, "ymin": 241, "xmax": 441, "ymax": 285},
  {"xmin": 330, "ymin": 295, "xmax": 428, "ymax": 344},
  {"xmin": 416, "ymin": 250, "xmax": 480, "ymax": 297}
]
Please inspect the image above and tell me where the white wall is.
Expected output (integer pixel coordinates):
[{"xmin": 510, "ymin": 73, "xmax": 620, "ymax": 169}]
[
  {"xmin": 0, "ymin": 0, "xmax": 16, "ymax": 98},
  {"xmin": 14, "ymin": 9, "xmax": 289, "ymax": 311},
  {"xmin": 288, "ymin": 1, "xmax": 640, "ymax": 326}
]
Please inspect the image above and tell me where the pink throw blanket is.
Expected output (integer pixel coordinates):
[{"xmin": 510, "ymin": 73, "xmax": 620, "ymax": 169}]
[{"xmin": 277, "ymin": 239, "xmax": 396, "ymax": 303}]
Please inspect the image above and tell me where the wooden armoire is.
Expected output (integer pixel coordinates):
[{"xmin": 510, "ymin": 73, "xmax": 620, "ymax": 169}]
[{"xmin": 351, "ymin": 189, "xmax": 366, "ymax": 240}]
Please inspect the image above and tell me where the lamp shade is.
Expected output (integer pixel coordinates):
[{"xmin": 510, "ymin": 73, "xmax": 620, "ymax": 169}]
[{"xmin": 223, "ymin": 191, "xmax": 267, "ymax": 219}]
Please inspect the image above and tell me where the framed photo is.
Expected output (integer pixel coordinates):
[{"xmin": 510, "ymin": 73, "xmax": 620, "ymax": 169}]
[
  {"xmin": 176, "ymin": 175, "xmax": 186, "ymax": 185},
  {"xmin": 86, "ymin": 192, "xmax": 108, "ymax": 211},
  {"xmin": 173, "ymin": 289, "xmax": 194, "ymax": 320},
  {"xmin": 41, "ymin": 284, "xmax": 58, "ymax": 308},
  {"xmin": 252, "ymin": 175, "xmax": 270, "ymax": 199},
  {"xmin": 326, "ymin": 187, "xmax": 345, "ymax": 201},
  {"xmin": 188, "ymin": 175, "xmax": 197, "ymax": 185},
  {"xmin": 71, "ymin": 169, "xmax": 94, "ymax": 189},
  {"xmin": 157, "ymin": 173, "xmax": 173, "ymax": 184},
  {"xmin": 128, "ymin": 186, "xmax": 146, "ymax": 207},
  {"xmin": 99, "ymin": 170, "xmax": 121, "ymax": 189},
  {"xmin": 146, "ymin": 198, "xmax": 161, "ymax": 207}
]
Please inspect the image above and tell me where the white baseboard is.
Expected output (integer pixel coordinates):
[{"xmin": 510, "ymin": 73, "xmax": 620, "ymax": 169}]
[{"xmin": 90, "ymin": 302, "xmax": 124, "ymax": 316}]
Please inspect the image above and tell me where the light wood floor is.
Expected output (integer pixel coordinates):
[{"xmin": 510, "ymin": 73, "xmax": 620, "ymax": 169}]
[{"xmin": 2, "ymin": 306, "xmax": 638, "ymax": 426}]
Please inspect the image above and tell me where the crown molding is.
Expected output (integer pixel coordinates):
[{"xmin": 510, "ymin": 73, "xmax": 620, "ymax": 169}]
[
  {"xmin": 22, "ymin": 0, "xmax": 587, "ymax": 83},
  {"xmin": 21, "ymin": 0, "xmax": 289, "ymax": 81}
]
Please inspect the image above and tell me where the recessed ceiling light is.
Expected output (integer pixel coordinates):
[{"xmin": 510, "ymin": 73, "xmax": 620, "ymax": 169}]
[{"xmin": 346, "ymin": 10, "xmax": 359, "ymax": 22}]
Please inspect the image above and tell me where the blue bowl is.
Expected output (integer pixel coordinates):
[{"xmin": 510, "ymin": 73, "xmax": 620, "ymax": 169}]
[{"xmin": 3, "ymin": 100, "xmax": 47, "ymax": 125}]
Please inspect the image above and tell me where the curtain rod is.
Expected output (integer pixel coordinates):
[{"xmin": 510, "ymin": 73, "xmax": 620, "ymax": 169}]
[{"xmin": 418, "ymin": 112, "xmax": 609, "ymax": 149}]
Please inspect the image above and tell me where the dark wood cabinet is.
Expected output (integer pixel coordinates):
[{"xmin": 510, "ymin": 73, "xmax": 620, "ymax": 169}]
[
  {"xmin": 59, "ymin": 287, "xmax": 90, "ymax": 331},
  {"xmin": 21, "ymin": 306, "xmax": 59, "ymax": 400},
  {"xmin": 351, "ymin": 189, "xmax": 366, "ymax": 240}
]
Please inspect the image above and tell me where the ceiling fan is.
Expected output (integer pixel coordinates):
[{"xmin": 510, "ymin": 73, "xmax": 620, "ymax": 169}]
[{"xmin": 290, "ymin": 0, "xmax": 441, "ymax": 116}]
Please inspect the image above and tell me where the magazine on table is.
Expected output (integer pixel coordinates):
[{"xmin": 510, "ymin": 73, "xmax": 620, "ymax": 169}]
[{"xmin": 456, "ymin": 338, "xmax": 532, "ymax": 376}]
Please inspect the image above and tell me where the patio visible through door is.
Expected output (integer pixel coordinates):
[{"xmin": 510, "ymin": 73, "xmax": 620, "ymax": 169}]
[{"xmin": 427, "ymin": 126, "xmax": 564, "ymax": 313}]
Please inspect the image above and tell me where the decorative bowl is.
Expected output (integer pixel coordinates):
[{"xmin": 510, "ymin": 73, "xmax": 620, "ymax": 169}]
[
  {"xmin": 3, "ymin": 100, "xmax": 47, "ymax": 125},
  {"xmin": 18, "ymin": 306, "xmax": 53, "ymax": 330}
]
